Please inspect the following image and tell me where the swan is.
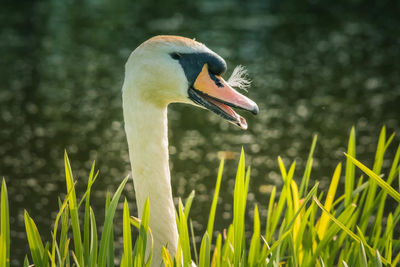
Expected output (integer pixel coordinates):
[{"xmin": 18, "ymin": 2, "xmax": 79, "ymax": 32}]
[{"xmin": 122, "ymin": 35, "xmax": 258, "ymax": 266}]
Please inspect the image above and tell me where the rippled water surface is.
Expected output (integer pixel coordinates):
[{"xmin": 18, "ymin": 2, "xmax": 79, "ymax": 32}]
[{"xmin": 1, "ymin": 0, "xmax": 399, "ymax": 264}]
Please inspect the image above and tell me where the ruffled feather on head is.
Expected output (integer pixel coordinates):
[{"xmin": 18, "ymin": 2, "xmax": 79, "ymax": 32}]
[{"xmin": 227, "ymin": 65, "xmax": 251, "ymax": 92}]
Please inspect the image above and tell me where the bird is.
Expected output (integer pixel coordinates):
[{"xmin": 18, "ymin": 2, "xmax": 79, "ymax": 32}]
[{"xmin": 122, "ymin": 35, "xmax": 258, "ymax": 266}]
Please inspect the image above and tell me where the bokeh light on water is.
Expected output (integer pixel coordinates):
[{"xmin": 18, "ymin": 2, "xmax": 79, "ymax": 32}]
[{"xmin": 1, "ymin": 0, "xmax": 399, "ymax": 264}]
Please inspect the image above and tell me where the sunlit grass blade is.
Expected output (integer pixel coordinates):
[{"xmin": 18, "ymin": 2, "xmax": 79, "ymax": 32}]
[
  {"xmin": 24, "ymin": 210, "xmax": 46, "ymax": 267},
  {"xmin": 221, "ymin": 225, "xmax": 234, "ymax": 264},
  {"xmin": 360, "ymin": 127, "xmax": 391, "ymax": 232},
  {"xmin": 207, "ymin": 158, "xmax": 224, "ymax": 245},
  {"xmin": 140, "ymin": 198, "xmax": 152, "ymax": 266},
  {"xmin": 64, "ymin": 151, "xmax": 84, "ymax": 265},
  {"xmin": 267, "ymin": 157, "xmax": 291, "ymax": 243},
  {"xmin": 359, "ymin": 242, "xmax": 368, "ymax": 267},
  {"xmin": 233, "ymin": 148, "xmax": 247, "ymax": 266},
  {"xmin": 345, "ymin": 153, "xmax": 400, "ymax": 203},
  {"xmin": 50, "ymin": 188, "xmax": 72, "ymax": 267},
  {"xmin": 184, "ymin": 190, "xmax": 195, "ymax": 222},
  {"xmin": 392, "ymin": 251, "xmax": 400, "ymax": 267},
  {"xmin": 89, "ymin": 207, "xmax": 97, "ymax": 267},
  {"xmin": 299, "ymin": 134, "xmax": 317, "ymax": 197},
  {"xmin": 211, "ymin": 234, "xmax": 221, "ymax": 267},
  {"xmin": 290, "ymin": 180, "xmax": 300, "ymax": 245},
  {"xmin": 383, "ymin": 213, "xmax": 393, "ymax": 261},
  {"xmin": 59, "ymin": 198, "xmax": 70, "ymax": 266},
  {"xmin": 0, "ymin": 179, "xmax": 10, "ymax": 267},
  {"xmin": 105, "ymin": 193, "xmax": 115, "ymax": 267},
  {"xmin": 315, "ymin": 203, "xmax": 356, "ymax": 265},
  {"xmin": 189, "ymin": 219, "xmax": 198, "ymax": 265},
  {"xmin": 284, "ymin": 162, "xmax": 296, "ymax": 224},
  {"xmin": 345, "ymin": 126, "xmax": 356, "ymax": 207},
  {"xmin": 265, "ymin": 186, "xmax": 276, "ymax": 242},
  {"xmin": 374, "ymin": 250, "xmax": 383, "ymax": 267},
  {"xmin": 372, "ymin": 143, "xmax": 400, "ymax": 248},
  {"xmin": 83, "ymin": 162, "xmax": 98, "ymax": 266},
  {"xmin": 314, "ymin": 196, "xmax": 390, "ymax": 265},
  {"xmin": 177, "ymin": 198, "xmax": 191, "ymax": 266},
  {"xmin": 123, "ymin": 198, "xmax": 133, "ymax": 267},
  {"xmin": 98, "ymin": 175, "xmax": 129, "ymax": 267},
  {"xmin": 317, "ymin": 163, "xmax": 342, "ymax": 239},
  {"xmin": 23, "ymin": 256, "xmax": 29, "ymax": 267},
  {"xmin": 162, "ymin": 246, "xmax": 173, "ymax": 267},
  {"xmin": 199, "ymin": 232, "xmax": 210, "ymax": 267},
  {"xmin": 42, "ymin": 242, "xmax": 50, "ymax": 266},
  {"xmin": 71, "ymin": 251, "xmax": 80, "ymax": 267},
  {"xmin": 248, "ymin": 205, "xmax": 260, "ymax": 267}
]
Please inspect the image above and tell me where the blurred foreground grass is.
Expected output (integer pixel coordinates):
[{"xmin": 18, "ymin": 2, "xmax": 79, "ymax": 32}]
[{"xmin": 1, "ymin": 126, "xmax": 400, "ymax": 266}]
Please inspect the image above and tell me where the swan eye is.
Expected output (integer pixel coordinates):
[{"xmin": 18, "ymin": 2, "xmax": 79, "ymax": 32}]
[{"xmin": 170, "ymin": 52, "xmax": 182, "ymax": 60}]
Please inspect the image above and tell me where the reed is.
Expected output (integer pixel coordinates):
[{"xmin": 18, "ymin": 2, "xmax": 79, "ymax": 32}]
[{"xmin": 1, "ymin": 126, "xmax": 399, "ymax": 266}]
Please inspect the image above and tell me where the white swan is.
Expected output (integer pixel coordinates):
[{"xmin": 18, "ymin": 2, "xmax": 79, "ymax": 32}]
[{"xmin": 122, "ymin": 35, "xmax": 258, "ymax": 266}]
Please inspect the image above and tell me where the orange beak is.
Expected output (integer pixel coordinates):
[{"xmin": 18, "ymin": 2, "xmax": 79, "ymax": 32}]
[{"xmin": 189, "ymin": 64, "xmax": 258, "ymax": 129}]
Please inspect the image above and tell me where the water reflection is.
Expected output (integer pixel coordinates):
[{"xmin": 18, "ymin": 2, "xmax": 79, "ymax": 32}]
[{"xmin": 1, "ymin": 0, "xmax": 399, "ymax": 264}]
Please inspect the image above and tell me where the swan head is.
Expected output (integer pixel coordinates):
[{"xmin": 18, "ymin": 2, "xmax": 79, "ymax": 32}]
[{"xmin": 123, "ymin": 35, "xmax": 258, "ymax": 129}]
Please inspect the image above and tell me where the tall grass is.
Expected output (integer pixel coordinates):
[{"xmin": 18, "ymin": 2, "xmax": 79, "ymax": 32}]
[{"xmin": 1, "ymin": 126, "xmax": 399, "ymax": 266}]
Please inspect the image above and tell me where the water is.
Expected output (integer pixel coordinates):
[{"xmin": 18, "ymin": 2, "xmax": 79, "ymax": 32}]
[{"xmin": 1, "ymin": 0, "xmax": 399, "ymax": 264}]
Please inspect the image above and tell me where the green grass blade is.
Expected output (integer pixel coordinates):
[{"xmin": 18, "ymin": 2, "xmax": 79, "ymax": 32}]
[
  {"xmin": 393, "ymin": 252, "xmax": 400, "ymax": 267},
  {"xmin": 299, "ymin": 134, "xmax": 318, "ymax": 197},
  {"xmin": 233, "ymin": 149, "xmax": 246, "ymax": 266},
  {"xmin": 317, "ymin": 163, "xmax": 342, "ymax": 239},
  {"xmin": 372, "ymin": 143, "xmax": 400, "ymax": 248},
  {"xmin": 50, "ymin": 189, "xmax": 71, "ymax": 266},
  {"xmin": 123, "ymin": 199, "xmax": 133, "ymax": 267},
  {"xmin": 59, "ymin": 204, "xmax": 70, "ymax": 266},
  {"xmin": 345, "ymin": 126, "xmax": 356, "ymax": 206},
  {"xmin": 265, "ymin": 186, "xmax": 276, "ymax": 242},
  {"xmin": 177, "ymin": 198, "xmax": 191, "ymax": 266},
  {"xmin": 383, "ymin": 213, "xmax": 393, "ymax": 261},
  {"xmin": 313, "ymin": 197, "xmax": 390, "ymax": 265},
  {"xmin": 374, "ymin": 250, "xmax": 383, "ymax": 267},
  {"xmin": 42, "ymin": 242, "xmax": 50, "ymax": 267},
  {"xmin": 71, "ymin": 250, "xmax": 81, "ymax": 267},
  {"xmin": 283, "ymin": 161, "xmax": 296, "ymax": 224},
  {"xmin": 190, "ymin": 219, "xmax": 198, "ymax": 265},
  {"xmin": 199, "ymin": 232, "xmax": 210, "ymax": 267},
  {"xmin": 23, "ymin": 256, "xmax": 29, "ymax": 267},
  {"xmin": 98, "ymin": 175, "xmax": 129, "ymax": 267},
  {"xmin": 211, "ymin": 233, "xmax": 221, "ymax": 267},
  {"xmin": 105, "ymin": 193, "xmax": 115, "ymax": 267},
  {"xmin": 89, "ymin": 207, "xmax": 98, "ymax": 267},
  {"xmin": 387, "ymin": 144, "xmax": 400, "ymax": 186},
  {"xmin": 24, "ymin": 210, "xmax": 45, "ymax": 267},
  {"xmin": 207, "ymin": 158, "xmax": 224, "ymax": 245},
  {"xmin": 359, "ymin": 242, "xmax": 368, "ymax": 267},
  {"xmin": 64, "ymin": 151, "xmax": 84, "ymax": 265},
  {"xmin": 345, "ymin": 153, "xmax": 400, "ymax": 203},
  {"xmin": 138, "ymin": 198, "xmax": 151, "ymax": 266},
  {"xmin": 84, "ymin": 162, "xmax": 97, "ymax": 266},
  {"xmin": 360, "ymin": 127, "xmax": 388, "ymax": 232},
  {"xmin": 248, "ymin": 205, "xmax": 260, "ymax": 267},
  {"xmin": 0, "ymin": 179, "xmax": 10, "ymax": 267},
  {"xmin": 162, "ymin": 246, "xmax": 173, "ymax": 267},
  {"xmin": 221, "ymin": 224, "xmax": 234, "ymax": 264},
  {"xmin": 184, "ymin": 190, "xmax": 195, "ymax": 222},
  {"xmin": 268, "ymin": 158, "xmax": 290, "ymax": 242}
]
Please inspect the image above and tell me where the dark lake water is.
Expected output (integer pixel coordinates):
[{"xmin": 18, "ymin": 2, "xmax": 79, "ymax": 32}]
[{"xmin": 1, "ymin": 0, "xmax": 399, "ymax": 264}]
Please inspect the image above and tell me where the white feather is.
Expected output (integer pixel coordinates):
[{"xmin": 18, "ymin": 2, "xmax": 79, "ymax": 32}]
[{"xmin": 227, "ymin": 65, "xmax": 251, "ymax": 91}]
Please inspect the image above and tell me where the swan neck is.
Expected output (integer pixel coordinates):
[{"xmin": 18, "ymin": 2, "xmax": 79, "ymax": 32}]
[{"xmin": 123, "ymin": 89, "xmax": 178, "ymax": 265}]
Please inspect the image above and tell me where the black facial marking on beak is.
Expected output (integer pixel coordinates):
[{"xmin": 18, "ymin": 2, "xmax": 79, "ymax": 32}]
[
  {"xmin": 172, "ymin": 52, "xmax": 227, "ymax": 85},
  {"xmin": 209, "ymin": 73, "xmax": 224, "ymax": 88}
]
